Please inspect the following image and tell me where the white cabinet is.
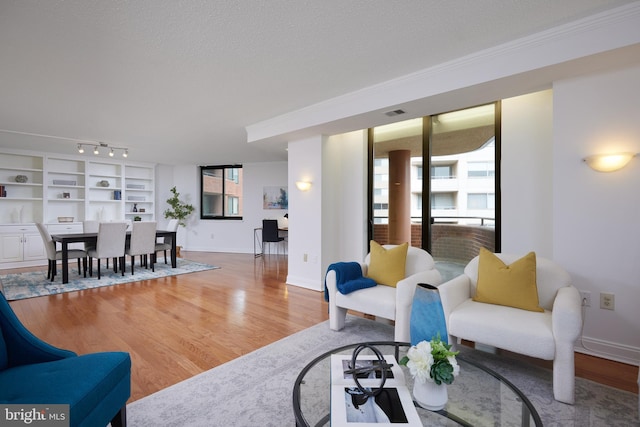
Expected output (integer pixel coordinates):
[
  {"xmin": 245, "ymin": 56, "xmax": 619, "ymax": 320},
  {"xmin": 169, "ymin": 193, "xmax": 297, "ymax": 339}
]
[
  {"xmin": 23, "ymin": 232, "xmax": 44, "ymax": 260},
  {"xmin": 0, "ymin": 225, "xmax": 46, "ymax": 265},
  {"xmin": 47, "ymin": 223, "xmax": 83, "ymax": 234}
]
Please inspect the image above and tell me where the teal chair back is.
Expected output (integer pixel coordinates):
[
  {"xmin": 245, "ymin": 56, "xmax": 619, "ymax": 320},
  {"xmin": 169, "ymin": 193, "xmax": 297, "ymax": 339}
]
[{"xmin": 0, "ymin": 292, "xmax": 131, "ymax": 427}]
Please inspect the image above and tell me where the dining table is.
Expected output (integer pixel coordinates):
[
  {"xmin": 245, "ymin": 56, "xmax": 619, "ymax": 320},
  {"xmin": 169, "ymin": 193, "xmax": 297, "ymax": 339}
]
[{"xmin": 50, "ymin": 229, "xmax": 177, "ymax": 284}]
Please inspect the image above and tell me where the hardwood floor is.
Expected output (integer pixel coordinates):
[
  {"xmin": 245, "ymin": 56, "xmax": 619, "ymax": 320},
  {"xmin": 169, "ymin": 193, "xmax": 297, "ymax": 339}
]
[
  {"xmin": 5, "ymin": 251, "xmax": 639, "ymax": 403},
  {"xmin": 7, "ymin": 252, "xmax": 328, "ymax": 402}
]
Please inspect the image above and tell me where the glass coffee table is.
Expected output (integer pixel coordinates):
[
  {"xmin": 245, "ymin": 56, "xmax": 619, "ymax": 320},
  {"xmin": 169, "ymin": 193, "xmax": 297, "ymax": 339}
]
[{"xmin": 293, "ymin": 342, "xmax": 542, "ymax": 427}]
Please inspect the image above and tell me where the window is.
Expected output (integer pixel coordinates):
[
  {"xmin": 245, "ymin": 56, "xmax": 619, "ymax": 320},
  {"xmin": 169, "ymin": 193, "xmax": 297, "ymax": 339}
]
[
  {"xmin": 431, "ymin": 165, "xmax": 454, "ymax": 179},
  {"xmin": 374, "ymin": 173, "xmax": 388, "ymax": 183},
  {"xmin": 414, "ymin": 194, "xmax": 423, "ymax": 210},
  {"xmin": 228, "ymin": 196, "xmax": 239, "ymax": 215},
  {"xmin": 467, "ymin": 161, "xmax": 495, "ymax": 178},
  {"xmin": 200, "ymin": 165, "xmax": 243, "ymax": 219},
  {"xmin": 368, "ymin": 102, "xmax": 500, "ymax": 254},
  {"xmin": 467, "ymin": 193, "xmax": 495, "ymax": 210},
  {"xmin": 431, "ymin": 192, "xmax": 456, "ymax": 210}
]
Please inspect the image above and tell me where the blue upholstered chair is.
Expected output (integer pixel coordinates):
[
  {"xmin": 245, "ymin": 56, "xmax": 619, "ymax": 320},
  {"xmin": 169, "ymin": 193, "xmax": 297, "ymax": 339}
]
[{"xmin": 0, "ymin": 292, "xmax": 131, "ymax": 427}]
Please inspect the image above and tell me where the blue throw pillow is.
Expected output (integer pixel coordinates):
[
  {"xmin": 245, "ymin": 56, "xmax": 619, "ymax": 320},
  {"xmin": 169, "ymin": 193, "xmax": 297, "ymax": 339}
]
[
  {"xmin": 337, "ymin": 277, "xmax": 377, "ymax": 294},
  {"xmin": 325, "ymin": 262, "xmax": 364, "ymax": 301}
]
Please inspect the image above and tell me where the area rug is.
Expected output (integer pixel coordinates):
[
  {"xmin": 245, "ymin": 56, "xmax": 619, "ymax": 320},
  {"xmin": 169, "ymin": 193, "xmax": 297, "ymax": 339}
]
[
  {"xmin": 0, "ymin": 259, "xmax": 219, "ymax": 301},
  {"xmin": 126, "ymin": 316, "xmax": 639, "ymax": 427}
]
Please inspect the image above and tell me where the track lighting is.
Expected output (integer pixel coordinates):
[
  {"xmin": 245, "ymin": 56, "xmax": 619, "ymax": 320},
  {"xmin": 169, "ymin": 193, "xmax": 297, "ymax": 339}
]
[{"xmin": 75, "ymin": 142, "xmax": 129, "ymax": 158}]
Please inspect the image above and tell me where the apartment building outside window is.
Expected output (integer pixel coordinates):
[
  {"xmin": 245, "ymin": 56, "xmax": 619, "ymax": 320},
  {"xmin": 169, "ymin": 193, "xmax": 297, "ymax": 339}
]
[
  {"xmin": 432, "ymin": 164, "xmax": 454, "ymax": 179},
  {"xmin": 369, "ymin": 102, "xmax": 500, "ymax": 254},
  {"xmin": 200, "ymin": 165, "xmax": 243, "ymax": 220},
  {"xmin": 467, "ymin": 161, "xmax": 495, "ymax": 178},
  {"xmin": 431, "ymin": 192, "xmax": 456, "ymax": 210},
  {"xmin": 467, "ymin": 193, "xmax": 495, "ymax": 210}
]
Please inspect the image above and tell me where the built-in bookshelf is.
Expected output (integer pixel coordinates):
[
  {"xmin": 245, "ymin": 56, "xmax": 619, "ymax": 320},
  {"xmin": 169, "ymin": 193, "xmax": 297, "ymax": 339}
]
[
  {"xmin": 0, "ymin": 152, "xmax": 44, "ymax": 224},
  {"xmin": 87, "ymin": 160, "xmax": 124, "ymax": 222},
  {"xmin": 0, "ymin": 149, "xmax": 156, "ymax": 267},
  {"xmin": 45, "ymin": 157, "xmax": 86, "ymax": 223},
  {"xmin": 124, "ymin": 164, "xmax": 155, "ymax": 221}
]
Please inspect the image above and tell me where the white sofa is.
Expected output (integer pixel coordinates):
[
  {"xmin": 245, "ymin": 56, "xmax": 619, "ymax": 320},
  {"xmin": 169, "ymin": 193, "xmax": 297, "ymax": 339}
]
[
  {"xmin": 438, "ymin": 253, "xmax": 582, "ymax": 404},
  {"xmin": 326, "ymin": 245, "xmax": 442, "ymax": 342}
]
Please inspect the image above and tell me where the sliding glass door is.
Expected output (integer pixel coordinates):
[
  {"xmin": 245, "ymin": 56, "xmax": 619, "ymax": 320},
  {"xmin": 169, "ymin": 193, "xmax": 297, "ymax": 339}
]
[
  {"xmin": 368, "ymin": 103, "xmax": 500, "ymax": 264},
  {"xmin": 370, "ymin": 117, "xmax": 424, "ymax": 247}
]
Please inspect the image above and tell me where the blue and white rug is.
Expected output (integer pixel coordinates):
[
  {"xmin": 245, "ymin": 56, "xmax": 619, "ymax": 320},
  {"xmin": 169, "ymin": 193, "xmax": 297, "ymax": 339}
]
[
  {"xmin": 0, "ymin": 259, "xmax": 219, "ymax": 301},
  {"xmin": 127, "ymin": 316, "xmax": 639, "ymax": 426}
]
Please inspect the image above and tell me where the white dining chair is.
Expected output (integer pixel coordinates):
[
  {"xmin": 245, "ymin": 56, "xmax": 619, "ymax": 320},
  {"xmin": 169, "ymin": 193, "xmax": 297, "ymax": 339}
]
[
  {"xmin": 155, "ymin": 219, "xmax": 179, "ymax": 264},
  {"xmin": 82, "ymin": 219, "xmax": 100, "ymax": 251},
  {"xmin": 126, "ymin": 221, "xmax": 157, "ymax": 274},
  {"xmin": 87, "ymin": 222, "xmax": 127, "ymax": 279},
  {"xmin": 35, "ymin": 222, "xmax": 87, "ymax": 282}
]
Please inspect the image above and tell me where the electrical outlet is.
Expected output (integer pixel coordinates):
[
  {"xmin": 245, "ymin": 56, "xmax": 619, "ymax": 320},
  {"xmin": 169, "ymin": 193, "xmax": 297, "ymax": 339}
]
[
  {"xmin": 303, "ymin": 253, "xmax": 308, "ymax": 262},
  {"xmin": 600, "ymin": 292, "xmax": 615, "ymax": 310},
  {"xmin": 579, "ymin": 290, "xmax": 591, "ymax": 307}
]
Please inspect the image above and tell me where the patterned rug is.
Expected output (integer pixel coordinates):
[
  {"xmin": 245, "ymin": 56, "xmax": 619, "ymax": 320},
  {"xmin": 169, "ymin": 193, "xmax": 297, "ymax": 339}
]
[
  {"xmin": 126, "ymin": 316, "xmax": 639, "ymax": 426},
  {"xmin": 0, "ymin": 259, "xmax": 219, "ymax": 301}
]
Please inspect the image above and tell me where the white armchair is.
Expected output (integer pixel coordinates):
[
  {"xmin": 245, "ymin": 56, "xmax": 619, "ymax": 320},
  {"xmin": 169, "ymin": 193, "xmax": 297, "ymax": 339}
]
[
  {"xmin": 326, "ymin": 245, "xmax": 442, "ymax": 342},
  {"xmin": 438, "ymin": 253, "xmax": 582, "ymax": 404}
]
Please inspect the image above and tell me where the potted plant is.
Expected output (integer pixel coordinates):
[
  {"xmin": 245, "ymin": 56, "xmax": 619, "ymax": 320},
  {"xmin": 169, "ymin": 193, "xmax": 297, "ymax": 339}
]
[
  {"xmin": 400, "ymin": 335, "xmax": 459, "ymax": 410},
  {"xmin": 164, "ymin": 186, "xmax": 195, "ymax": 257}
]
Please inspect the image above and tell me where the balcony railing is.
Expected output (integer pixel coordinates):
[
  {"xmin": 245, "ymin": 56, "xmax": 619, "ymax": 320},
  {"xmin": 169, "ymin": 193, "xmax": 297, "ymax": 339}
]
[
  {"xmin": 432, "ymin": 216, "xmax": 495, "ymax": 226},
  {"xmin": 372, "ymin": 216, "xmax": 496, "ymax": 266}
]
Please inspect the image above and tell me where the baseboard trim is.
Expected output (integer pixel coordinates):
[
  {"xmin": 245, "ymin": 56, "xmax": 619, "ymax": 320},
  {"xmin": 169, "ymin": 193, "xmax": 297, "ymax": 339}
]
[
  {"xmin": 286, "ymin": 275, "xmax": 321, "ymax": 291},
  {"xmin": 575, "ymin": 336, "xmax": 639, "ymax": 366}
]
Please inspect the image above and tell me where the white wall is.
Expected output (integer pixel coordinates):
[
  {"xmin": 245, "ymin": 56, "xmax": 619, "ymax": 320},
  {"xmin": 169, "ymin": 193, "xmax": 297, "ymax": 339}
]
[
  {"xmin": 157, "ymin": 161, "xmax": 288, "ymax": 253},
  {"xmin": 284, "ymin": 131, "xmax": 369, "ymax": 291},
  {"xmin": 323, "ymin": 130, "xmax": 369, "ymax": 267},
  {"xmin": 501, "ymin": 82, "xmax": 640, "ymax": 364},
  {"xmin": 552, "ymin": 64, "xmax": 640, "ymax": 364},
  {"xmin": 501, "ymin": 90, "xmax": 554, "ymax": 257},
  {"xmin": 287, "ymin": 136, "xmax": 323, "ymax": 290}
]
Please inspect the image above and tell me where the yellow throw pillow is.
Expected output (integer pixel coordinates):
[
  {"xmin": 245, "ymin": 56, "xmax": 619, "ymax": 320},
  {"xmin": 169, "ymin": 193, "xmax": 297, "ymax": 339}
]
[
  {"xmin": 473, "ymin": 248, "xmax": 544, "ymax": 312},
  {"xmin": 366, "ymin": 241, "xmax": 408, "ymax": 287}
]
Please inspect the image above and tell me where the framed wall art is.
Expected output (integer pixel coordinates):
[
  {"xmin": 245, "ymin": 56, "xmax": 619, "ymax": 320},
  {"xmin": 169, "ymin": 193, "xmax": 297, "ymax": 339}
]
[{"xmin": 263, "ymin": 186, "xmax": 288, "ymax": 209}]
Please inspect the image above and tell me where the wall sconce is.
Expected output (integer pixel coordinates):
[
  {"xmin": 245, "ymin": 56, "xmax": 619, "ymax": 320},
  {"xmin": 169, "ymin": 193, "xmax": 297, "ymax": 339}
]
[
  {"xmin": 583, "ymin": 152, "xmax": 636, "ymax": 172},
  {"xmin": 295, "ymin": 181, "xmax": 312, "ymax": 191}
]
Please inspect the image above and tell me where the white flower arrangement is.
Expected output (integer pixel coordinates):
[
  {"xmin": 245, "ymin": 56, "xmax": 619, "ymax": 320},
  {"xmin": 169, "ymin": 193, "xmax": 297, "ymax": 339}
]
[{"xmin": 400, "ymin": 336, "xmax": 460, "ymax": 385}]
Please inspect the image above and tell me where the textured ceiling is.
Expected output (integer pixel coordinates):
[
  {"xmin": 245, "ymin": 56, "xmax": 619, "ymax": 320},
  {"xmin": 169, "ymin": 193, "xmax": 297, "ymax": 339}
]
[{"xmin": 0, "ymin": 0, "xmax": 636, "ymax": 165}]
